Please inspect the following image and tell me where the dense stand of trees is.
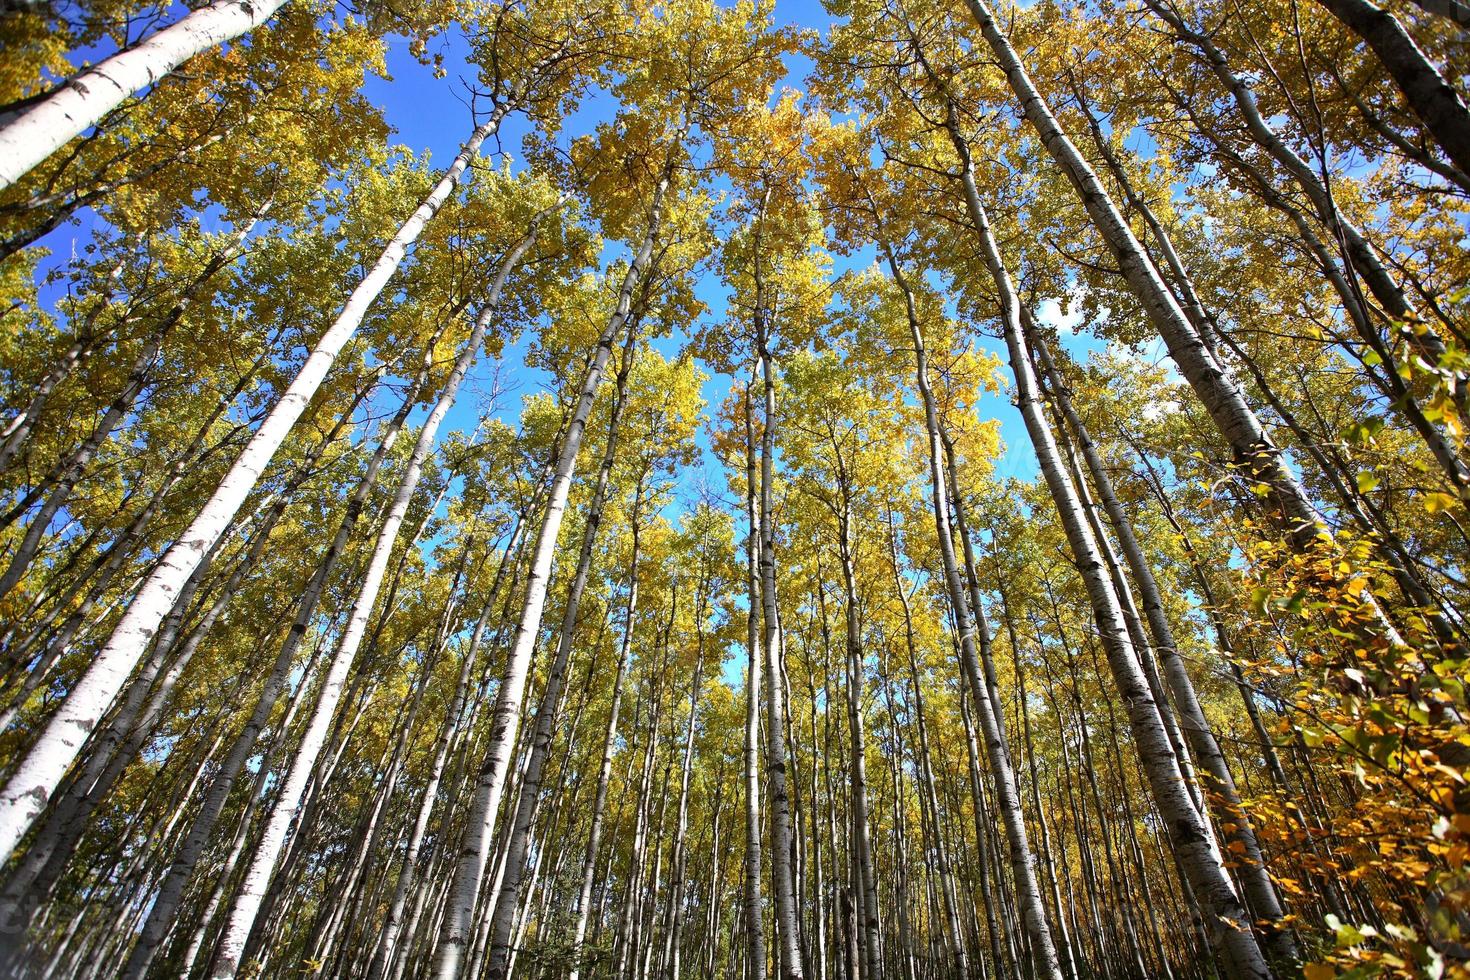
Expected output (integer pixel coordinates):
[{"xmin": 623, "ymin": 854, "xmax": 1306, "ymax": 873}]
[{"xmin": 0, "ymin": 0, "xmax": 1467, "ymax": 977}]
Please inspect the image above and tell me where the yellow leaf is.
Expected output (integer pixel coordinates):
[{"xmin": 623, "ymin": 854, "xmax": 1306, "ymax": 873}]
[
  {"xmin": 1304, "ymin": 962, "xmax": 1336, "ymax": 980},
  {"xmin": 1424, "ymin": 491, "xmax": 1458, "ymax": 513}
]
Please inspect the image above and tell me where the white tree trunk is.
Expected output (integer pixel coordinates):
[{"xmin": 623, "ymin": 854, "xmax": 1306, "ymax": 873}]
[
  {"xmin": 482, "ymin": 326, "xmax": 636, "ymax": 980},
  {"xmin": 955, "ymin": 0, "xmax": 1339, "ymax": 548},
  {"xmin": 365, "ymin": 512, "xmax": 527, "ymax": 980},
  {"xmin": 881, "ymin": 238, "xmax": 1064, "ymax": 980},
  {"xmin": 754, "ymin": 319, "xmax": 804, "ymax": 980},
  {"xmin": 1031, "ymin": 328, "xmax": 1294, "ymax": 960},
  {"xmin": 206, "ymin": 230, "xmax": 535, "ymax": 978},
  {"xmin": 432, "ymin": 170, "xmax": 669, "ymax": 980},
  {"xmin": 0, "ymin": 0, "xmax": 290, "ymax": 191},
  {"xmin": 0, "ymin": 103, "xmax": 514, "ymax": 868},
  {"xmin": 567, "ymin": 482, "xmax": 644, "ymax": 980},
  {"xmin": 741, "ymin": 366, "xmax": 768, "ymax": 980},
  {"xmin": 941, "ymin": 125, "xmax": 1273, "ymax": 977}
]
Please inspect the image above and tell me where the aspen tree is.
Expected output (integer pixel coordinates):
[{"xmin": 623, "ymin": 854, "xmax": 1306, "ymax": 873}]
[
  {"xmin": 209, "ymin": 222, "xmax": 541, "ymax": 977},
  {"xmin": 0, "ymin": 71, "xmax": 550, "ymax": 865},
  {"xmin": 434, "ymin": 157, "xmax": 676, "ymax": 980},
  {"xmin": 0, "ymin": 0, "xmax": 295, "ymax": 192}
]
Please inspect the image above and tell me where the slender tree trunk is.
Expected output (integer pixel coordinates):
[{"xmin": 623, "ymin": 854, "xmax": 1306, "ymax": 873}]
[
  {"xmin": 435, "ymin": 161, "xmax": 671, "ymax": 980},
  {"xmin": 364, "ymin": 515, "xmax": 525, "ymax": 980},
  {"xmin": 1030, "ymin": 325, "xmax": 1295, "ymax": 961},
  {"xmin": 835, "ymin": 496, "xmax": 882, "ymax": 980},
  {"xmin": 0, "ymin": 325, "xmax": 101, "ymax": 478},
  {"xmin": 1314, "ymin": 0, "xmax": 1470, "ymax": 181},
  {"xmin": 0, "ymin": 102, "xmax": 527, "ymax": 866},
  {"xmin": 1068, "ymin": 77, "xmax": 1450, "ymax": 622},
  {"xmin": 994, "ymin": 584, "xmax": 1079, "ymax": 980},
  {"xmin": 952, "ymin": 0, "xmax": 1393, "ymax": 590},
  {"xmin": 742, "ymin": 366, "xmax": 768, "ymax": 980},
  {"xmin": 207, "ymin": 233, "xmax": 536, "ymax": 978},
  {"xmin": 879, "ymin": 235, "xmax": 1064, "ymax": 980},
  {"xmin": 481, "ymin": 322, "xmax": 638, "ymax": 980},
  {"xmin": 568, "ymin": 476, "xmax": 646, "ymax": 979},
  {"xmin": 663, "ymin": 561, "xmax": 710, "ymax": 980},
  {"xmin": 939, "ymin": 116, "xmax": 1272, "ymax": 976},
  {"xmin": 753, "ymin": 287, "xmax": 805, "ymax": 980},
  {"xmin": 958, "ymin": 683, "xmax": 1006, "ymax": 978},
  {"xmin": 1137, "ymin": 0, "xmax": 1470, "ymax": 497},
  {"xmin": 0, "ymin": 322, "xmax": 165, "ymax": 600}
]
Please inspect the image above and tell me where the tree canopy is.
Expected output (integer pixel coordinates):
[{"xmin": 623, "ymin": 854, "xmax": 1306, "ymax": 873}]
[{"xmin": 0, "ymin": 0, "xmax": 1468, "ymax": 977}]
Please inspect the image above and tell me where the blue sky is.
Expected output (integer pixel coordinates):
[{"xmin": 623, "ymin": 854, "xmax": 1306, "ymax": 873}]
[
  {"xmin": 26, "ymin": 0, "xmax": 1146, "ymax": 524},
  {"xmin": 16, "ymin": 1, "xmax": 1190, "ymax": 698},
  {"xmin": 359, "ymin": 6, "xmax": 1087, "ymax": 496}
]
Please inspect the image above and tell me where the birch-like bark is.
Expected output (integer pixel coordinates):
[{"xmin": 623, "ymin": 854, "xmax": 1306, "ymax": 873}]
[
  {"xmin": 836, "ymin": 491, "xmax": 882, "ymax": 980},
  {"xmin": 881, "ymin": 238, "xmax": 1063, "ymax": 980},
  {"xmin": 434, "ymin": 165, "xmax": 670, "ymax": 980},
  {"xmin": 0, "ymin": 101, "xmax": 521, "ymax": 867},
  {"xmin": 754, "ymin": 279, "xmax": 804, "ymax": 980},
  {"xmin": 741, "ymin": 370, "xmax": 768, "ymax": 980},
  {"xmin": 942, "ymin": 119, "xmax": 1272, "ymax": 975},
  {"xmin": 953, "ymin": 0, "xmax": 1346, "ymax": 552},
  {"xmin": 1066, "ymin": 82, "xmax": 1452, "ymax": 622},
  {"xmin": 1314, "ymin": 0, "xmax": 1470, "ymax": 181},
  {"xmin": 567, "ymin": 477, "xmax": 646, "ymax": 980},
  {"xmin": 1140, "ymin": 0, "xmax": 1430, "ymax": 327},
  {"xmin": 364, "ymin": 511, "xmax": 526, "ymax": 980},
  {"xmin": 1030, "ymin": 327, "xmax": 1295, "ymax": 959},
  {"xmin": 0, "ymin": 343, "xmax": 272, "ymax": 676},
  {"xmin": 482, "ymin": 321, "xmax": 637, "ymax": 980},
  {"xmin": 663, "ymin": 572, "xmax": 708, "ymax": 980},
  {"xmin": 896, "ymin": 601, "xmax": 967, "ymax": 977},
  {"xmin": 0, "ymin": 368, "xmax": 291, "ymax": 916},
  {"xmin": 996, "ymin": 584, "xmax": 1078, "ymax": 980},
  {"xmin": 958, "ymin": 683, "xmax": 1007, "ymax": 977},
  {"xmin": 120, "ymin": 358, "xmax": 423, "ymax": 980},
  {"xmin": 1136, "ymin": 0, "xmax": 1470, "ymax": 494},
  {"xmin": 207, "ymin": 230, "xmax": 535, "ymax": 978},
  {"xmin": 0, "ymin": 0, "xmax": 291, "ymax": 191}
]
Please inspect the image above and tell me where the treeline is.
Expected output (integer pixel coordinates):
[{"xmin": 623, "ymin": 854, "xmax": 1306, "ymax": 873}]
[{"xmin": 0, "ymin": 0, "xmax": 1466, "ymax": 978}]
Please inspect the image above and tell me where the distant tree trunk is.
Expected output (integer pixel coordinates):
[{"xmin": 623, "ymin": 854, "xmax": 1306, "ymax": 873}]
[
  {"xmin": 434, "ymin": 158, "xmax": 672, "ymax": 980},
  {"xmin": 364, "ymin": 507, "xmax": 528, "ymax": 980},
  {"xmin": 208, "ymin": 229, "xmax": 537, "ymax": 978},
  {"xmin": 1004, "ymin": 616, "xmax": 1078, "ymax": 980},
  {"xmin": 663, "ymin": 561, "xmax": 711, "ymax": 980},
  {"xmin": 835, "ymin": 488, "xmax": 882, "ymax": 980},
  {"xmin": 958, "ymin": 683, "xmax": 1007, "ymax": 978},
  {"xmin": 0, "ymin": 101, "xmax": 524, "ymax": 868},
  {"xmin": 742, "ymin": 369, "xmax": 768, "ymax": 980},
  {"xmin": 482, "ymin": 322, "xmax": 638, "ymax": 980},
  {"xmin": 879, "ymin": 235, "xmax": 1063, "ymax": 980},
  {"xmin": 753, "ymin": 271, "xmax": 805, "ymax": 980},
  {"xmin": 118, "ymin": 365, "xmax": 417, "ymax": 979},
  {"xmin": 568, "ymin": 476, "xmax": 646, "ymax": 980}
]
